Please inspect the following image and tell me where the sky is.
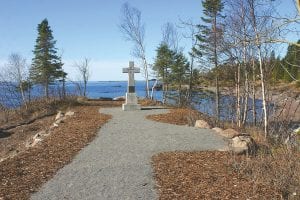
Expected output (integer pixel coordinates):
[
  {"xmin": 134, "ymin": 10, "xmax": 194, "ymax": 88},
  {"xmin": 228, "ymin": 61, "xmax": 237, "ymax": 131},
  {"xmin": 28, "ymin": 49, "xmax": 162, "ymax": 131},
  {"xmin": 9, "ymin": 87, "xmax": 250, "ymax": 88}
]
[{"xmin": 0, "ymin": 0, "xmax": 299, "ymax": 81}]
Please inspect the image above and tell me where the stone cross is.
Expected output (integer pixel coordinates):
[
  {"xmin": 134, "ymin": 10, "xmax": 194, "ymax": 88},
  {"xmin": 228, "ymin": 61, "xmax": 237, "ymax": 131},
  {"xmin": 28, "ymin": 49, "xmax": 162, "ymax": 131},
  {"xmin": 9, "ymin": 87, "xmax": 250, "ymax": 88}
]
[
  {"xmin": 122, "ymin": 61, "xmax": 141, "ymax": 111},
  {"xmin": 122, "ymin": 61, "xmax": 140, "ymax": 93}
]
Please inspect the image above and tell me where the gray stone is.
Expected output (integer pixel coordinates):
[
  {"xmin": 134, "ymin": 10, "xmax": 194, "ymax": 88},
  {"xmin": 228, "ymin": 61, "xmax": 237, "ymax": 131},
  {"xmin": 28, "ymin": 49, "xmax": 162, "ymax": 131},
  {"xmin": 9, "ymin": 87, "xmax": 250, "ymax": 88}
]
[
  {"xmin": 212, "ymin": 127, "xmax": 223, "ymax": 134},
  {"xmin": 229, "ymin": 134, "xmax": 257, "ymax": 155},
  {"xmin": 55, "ymin": 111, "xmax": 64, "ymax": 121},
  {"xmin": 65, "ymin": 111, "xmax": 75, "ymax": 117},
  {"xmin": 220, "ymin": 128, "xmax": 239, "ymax": 138},
  {"xmin": 194, "ymin": 120, "xmax": 211, "ymax": 129}
]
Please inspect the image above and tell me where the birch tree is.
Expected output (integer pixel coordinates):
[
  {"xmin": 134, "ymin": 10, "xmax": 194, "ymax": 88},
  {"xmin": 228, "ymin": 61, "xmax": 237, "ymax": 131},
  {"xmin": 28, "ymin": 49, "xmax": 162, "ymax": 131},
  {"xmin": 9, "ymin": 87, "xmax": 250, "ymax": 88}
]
[
  {"xmin": 5, "ymin": 53, "xmax": 29, "ymax": 108},
  {"xmin": 120, "ymin": 3, "xmax": 150, "ymax": 98}
]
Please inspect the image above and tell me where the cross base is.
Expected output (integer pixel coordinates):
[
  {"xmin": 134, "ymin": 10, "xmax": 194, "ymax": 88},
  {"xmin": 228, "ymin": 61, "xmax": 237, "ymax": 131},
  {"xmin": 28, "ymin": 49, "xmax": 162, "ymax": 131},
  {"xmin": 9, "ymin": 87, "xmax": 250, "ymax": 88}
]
[
  {"xmin": 122, "ymin": 93, "xmax": 141, "ymax": 111},
  {"xmin": 122, "ymin": 104, "xmax": 141, "ymax": 111}
]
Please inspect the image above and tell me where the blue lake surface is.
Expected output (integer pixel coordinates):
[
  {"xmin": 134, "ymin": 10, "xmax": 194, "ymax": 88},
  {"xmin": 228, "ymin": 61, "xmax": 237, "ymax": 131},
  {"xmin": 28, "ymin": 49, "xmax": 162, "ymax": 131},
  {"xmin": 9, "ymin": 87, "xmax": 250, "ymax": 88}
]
[{"xmin": 0, "ymin": 80, "xmax": 266, "ymax": 122}]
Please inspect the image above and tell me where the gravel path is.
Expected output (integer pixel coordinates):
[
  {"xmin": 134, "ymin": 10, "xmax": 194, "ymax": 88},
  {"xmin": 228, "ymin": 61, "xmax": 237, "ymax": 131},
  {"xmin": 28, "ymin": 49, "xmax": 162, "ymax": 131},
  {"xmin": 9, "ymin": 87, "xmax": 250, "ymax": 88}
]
[{"xmin": 31, "ymin": 107, "xmax": 227, "ymax": 200}]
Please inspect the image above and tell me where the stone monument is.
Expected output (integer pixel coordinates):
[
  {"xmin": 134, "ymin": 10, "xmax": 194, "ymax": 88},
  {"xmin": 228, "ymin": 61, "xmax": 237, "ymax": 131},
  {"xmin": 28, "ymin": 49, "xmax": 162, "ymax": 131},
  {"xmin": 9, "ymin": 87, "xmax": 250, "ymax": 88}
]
[{"xmin": 122, "ymin": 61, "xmax": 141, "ymax": 111}]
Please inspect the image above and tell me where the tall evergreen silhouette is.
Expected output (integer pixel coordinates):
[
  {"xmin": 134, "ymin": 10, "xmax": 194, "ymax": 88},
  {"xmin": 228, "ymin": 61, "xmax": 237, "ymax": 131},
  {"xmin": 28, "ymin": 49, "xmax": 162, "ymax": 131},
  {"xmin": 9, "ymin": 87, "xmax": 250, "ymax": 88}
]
[{"xmin": 30, "ymin": 19, "xmax": 65, "ymax": 98}]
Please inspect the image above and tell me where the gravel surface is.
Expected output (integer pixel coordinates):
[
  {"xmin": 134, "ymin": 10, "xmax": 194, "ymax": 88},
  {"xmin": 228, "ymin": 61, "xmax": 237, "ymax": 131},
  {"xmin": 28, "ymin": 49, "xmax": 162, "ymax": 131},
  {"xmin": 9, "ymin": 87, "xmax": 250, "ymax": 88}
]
[{"xmin": 31, "ymin": 107, "xmax": 226, "ymax": 200}]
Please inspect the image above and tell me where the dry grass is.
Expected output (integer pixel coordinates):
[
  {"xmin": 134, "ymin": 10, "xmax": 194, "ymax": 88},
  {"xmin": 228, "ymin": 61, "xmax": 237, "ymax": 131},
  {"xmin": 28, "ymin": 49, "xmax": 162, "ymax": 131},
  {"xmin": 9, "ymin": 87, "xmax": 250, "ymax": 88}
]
[
  {"xmin": 147, "ymin": 108, "xmax": 213, "ymax": 127},
  {"xmin": 152, "ymin": 149, "xmax": 300, "ymax": 199},
  {"xmin": 152, "ymin": 151, "xmax": 282, "ymax": 200}
]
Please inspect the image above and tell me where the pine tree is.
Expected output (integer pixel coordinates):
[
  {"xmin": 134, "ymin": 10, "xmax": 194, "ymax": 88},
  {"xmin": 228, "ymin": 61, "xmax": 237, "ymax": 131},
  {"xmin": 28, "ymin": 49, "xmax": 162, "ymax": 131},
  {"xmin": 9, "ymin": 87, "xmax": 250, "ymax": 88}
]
[
  {"xmin": 194, "ymin": 0, "xmax": 224, "ymax": 121},
  {"xmin": 170, "ymin": 52, "xmax": 190, "ymax": 106},
  {"xmin": 153, "ymin": 43, "xmax": 174, "ymax": 103},
  {"xmin": 283, "ymin": 40, "xmax": 300, "ymax": 82},
  {"xmin": 30, "ymin": 19, "xmax": 65, "ymax": 98}
]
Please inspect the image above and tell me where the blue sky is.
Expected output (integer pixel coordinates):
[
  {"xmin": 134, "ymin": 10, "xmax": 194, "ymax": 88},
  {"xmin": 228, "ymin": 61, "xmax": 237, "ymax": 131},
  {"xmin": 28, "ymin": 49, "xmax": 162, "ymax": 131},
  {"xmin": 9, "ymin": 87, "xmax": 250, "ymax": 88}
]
[{"xmin": 0, "ymin": 0, "xmax": 299, "ymax": 81}]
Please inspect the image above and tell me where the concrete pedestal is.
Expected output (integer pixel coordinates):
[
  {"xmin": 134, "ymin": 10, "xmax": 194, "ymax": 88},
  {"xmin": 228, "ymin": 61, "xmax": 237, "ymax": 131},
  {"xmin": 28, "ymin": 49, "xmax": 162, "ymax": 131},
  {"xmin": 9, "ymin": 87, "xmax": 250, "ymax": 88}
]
[{"xmin": 122, "ymin": 93, "xmax": 141, "ymax": 111}]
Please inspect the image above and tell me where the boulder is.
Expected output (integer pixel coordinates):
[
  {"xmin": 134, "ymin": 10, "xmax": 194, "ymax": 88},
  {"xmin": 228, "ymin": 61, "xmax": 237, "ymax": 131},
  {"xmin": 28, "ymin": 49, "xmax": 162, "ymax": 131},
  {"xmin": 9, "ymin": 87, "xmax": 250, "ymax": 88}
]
[
  {"xmin": 27, "ymin": 131, "xmax": 45, "ymax": 147},
  {"xmin": 220, "ymin": 128, "xmax": 239, "ymax": 138},
  {"xmin": 194, "ymin": 120, "xmax": 211, "ymax": 129},
  {"xmin": 229, "ymin": 134, "xmax": 257, "ymax": 155},
  {"xmin": 33, "ymin": 131, "xmax": 46, "ymax": 140},
  {"xmin": 53, "ymin": 122, "xmax": 59, "ymax": 127},
  {"xmin": 294, "ymin": 126, "xmax": 300, "ymax": 134},
  {"xmin": 55, "ymin": 111, "xmax": 64, "ymax": 121},
  {"xmin": 212, "ymin": 127, "xmax": 223, "ymax": 134},
  {"xmin": 65, "ymin": 111, "xmax": 75, "ymax": 117}
]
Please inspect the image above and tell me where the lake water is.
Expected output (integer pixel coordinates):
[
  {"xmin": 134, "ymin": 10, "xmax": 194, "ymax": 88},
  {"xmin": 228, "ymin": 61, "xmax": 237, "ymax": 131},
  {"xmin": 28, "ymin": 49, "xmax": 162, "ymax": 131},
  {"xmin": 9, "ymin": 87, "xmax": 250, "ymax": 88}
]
[{"xmin": 0, "ymin": 80, "xmax": 266, "ymax": 122}]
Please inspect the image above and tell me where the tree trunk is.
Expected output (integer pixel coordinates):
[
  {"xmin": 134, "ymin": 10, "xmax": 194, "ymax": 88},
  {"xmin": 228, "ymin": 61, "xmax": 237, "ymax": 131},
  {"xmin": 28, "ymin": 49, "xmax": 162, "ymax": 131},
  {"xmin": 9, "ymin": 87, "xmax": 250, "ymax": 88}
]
[
  {"xmin": 249, "ymin": 0, "xmax": 268, "ymax": 136},
  {"xmin": 143, "ymin": 57, "xmax": 150, "ymax": 98},
  {"xmin": 19, "ymin": 84, "xmax": 27, "ymax": 109},
  {"xmin": 237, "ymin": 63, "xmax": 241, "ymax": 127},
  {"xmin": 216, "ymin": 76, "xmax": 220, "ymax": 122},
  {"xmin": 84, "ymin": 80, "xmax": 87, "ymax": 97},
  {"xmin": 257, "ymin": 47, "xmax": 268, "ymax": 137},
  {"xmin": 45, "ymin": 79, "xmax": 49, "ymax": 99},
  {"xmin": 150, "ymin": 79, "xmax": 158, "ymax": 99},
  {"xmin": 213, "ymin": 14, "xmax": 220, "ymax": 123},
  {"xmin": 188, "ymin": 56, "xmax": 194, "ymax": 103},
  {"xmin": 242, "ymin": 73, "xmax": 249, "ymax": 125},
  {"xmin": 162, "ymin": 68, "xmax": 167, "ymax": 104},
  {"xmin": 62, "ymin": 78, "xmax": 66, "ymax": 99},
  {"xmin": 252, "ymin": 58, "xmax": 257, "ymax": 126}
]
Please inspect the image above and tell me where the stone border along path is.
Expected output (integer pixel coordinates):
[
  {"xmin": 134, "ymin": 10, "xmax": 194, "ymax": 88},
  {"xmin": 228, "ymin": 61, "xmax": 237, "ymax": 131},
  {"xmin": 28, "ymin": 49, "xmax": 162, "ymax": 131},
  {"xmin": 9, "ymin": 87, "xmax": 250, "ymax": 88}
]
[{"xmin": 31, "ymin": 107, "xmax": 227, "ymax": 200}]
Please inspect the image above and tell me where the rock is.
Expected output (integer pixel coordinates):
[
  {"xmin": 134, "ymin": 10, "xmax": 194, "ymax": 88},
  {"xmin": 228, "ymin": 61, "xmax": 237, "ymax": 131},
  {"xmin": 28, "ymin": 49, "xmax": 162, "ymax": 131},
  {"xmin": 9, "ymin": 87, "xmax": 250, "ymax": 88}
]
[
  {"xmin": 65, "ymin": 111, "xmax": 75, "ymax": 117},
  {"xmin": 212, "ymin": 127, "xmax": 223, "ymax": 134},
  {"xmin": 54, "ymin": 116, "xmax": 66, "ymax": 126},
  {"xmin": 33, "ymin": 131, "xmax": 46, "ymax": 140},
  {"xmin": 55, "ymin": 111, "xmax": 64, "ymax": 121},
  {"xmin": 294, "ymin": 127, "xmax": 300, "ymax": 134},
  {"xmin": 194, "ymin": 120, "xmax": 211, "ymax": 129},
  {"xmin": 53, "ymin": 122, "xmax": 59, "ymax": 127},
  {"xmin": 229, "ymin": 134, "xmax": 257, "ymax": 155},
  {"xmin": 220, "ymin": 128, "xmax": 239, "ymax": 138},
  {"xmin": 26, "ymin": 131, "xmax": 46, "ymax": 147}
]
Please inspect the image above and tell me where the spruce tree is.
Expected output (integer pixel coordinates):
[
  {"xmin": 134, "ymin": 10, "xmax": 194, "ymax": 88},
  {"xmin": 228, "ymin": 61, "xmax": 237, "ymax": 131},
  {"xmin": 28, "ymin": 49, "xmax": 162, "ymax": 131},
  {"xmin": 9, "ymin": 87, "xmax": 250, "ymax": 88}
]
[
  {"xmin": 194, "ymin": 0, "xmax": 224, "ymax": 121},
  {"xmin": 153, "ymin": 43, "xmax": 174, "ymax": 103},
  {"xmin": 30, "ymin": 19, "xmax": 65, "ymax": 98},
  {"xmin": 283, "ymin": 40, "xmax": 300, "ymax": 82},
  {"xmin": 170, "ymin": 51, "xmax": 190, "ymax": 106}
]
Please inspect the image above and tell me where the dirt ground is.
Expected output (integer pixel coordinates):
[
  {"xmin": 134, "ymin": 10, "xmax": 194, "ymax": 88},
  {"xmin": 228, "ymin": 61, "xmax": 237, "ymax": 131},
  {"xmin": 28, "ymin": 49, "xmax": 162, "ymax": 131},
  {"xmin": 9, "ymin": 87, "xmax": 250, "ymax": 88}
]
[
  {"xmin": 149, "ymin": 107, "xmax": 300, "ymax": 200},
  {"xmin": 1, "ymin": 99, "xmax": 298, "ymax": 200},
  {"xmin": 152, "ymin": 151, "xmax": 281, "ymax": 200},
  {"xmin": 0, "ymin": 98, "xmax": 163, "ymax": 199},
  {"xmin": 0, "ymin": 105, "xmax": 111, "ymax": 200}
]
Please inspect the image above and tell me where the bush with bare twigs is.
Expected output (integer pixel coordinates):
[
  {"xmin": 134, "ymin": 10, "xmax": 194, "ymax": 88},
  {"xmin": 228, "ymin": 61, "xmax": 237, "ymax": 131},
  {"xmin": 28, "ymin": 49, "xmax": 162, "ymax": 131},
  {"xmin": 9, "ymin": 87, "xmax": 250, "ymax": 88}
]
[{"xmin": 230, "ymin": 146, "xmax": 300, "ymax": 199}]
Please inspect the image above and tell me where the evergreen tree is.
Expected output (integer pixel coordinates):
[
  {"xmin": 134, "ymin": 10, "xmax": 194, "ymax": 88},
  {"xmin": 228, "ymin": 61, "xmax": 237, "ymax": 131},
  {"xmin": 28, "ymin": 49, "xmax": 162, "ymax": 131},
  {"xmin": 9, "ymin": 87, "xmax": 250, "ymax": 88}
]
[
  {"xmin": 153, "ymin": 43, "xmax": 174, "ymax": 103},
  {"xmin": 170, "ymin": 51, "xmax": 190, "ymax": 106},
  {"xmin": 283, "ymin": 40, "xmax": 300, "ymax": 82},
  {"xmin": 193, "ymin": 0, "xmax": 224, "ymax": 67},
  {"xmin": 193, "ymin": 0, "xmax": 224, "ymax": 120},
  {"xmin": 153, "ymin": 43, "xmax": 174, "ymax": 84},
  {"xmin": 170, "ymin": 52, "xmax": 190, "ymax": 87},
  {"xmin": 30, "ymin": 19, "xmax": 65, "ymax": 98}
]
